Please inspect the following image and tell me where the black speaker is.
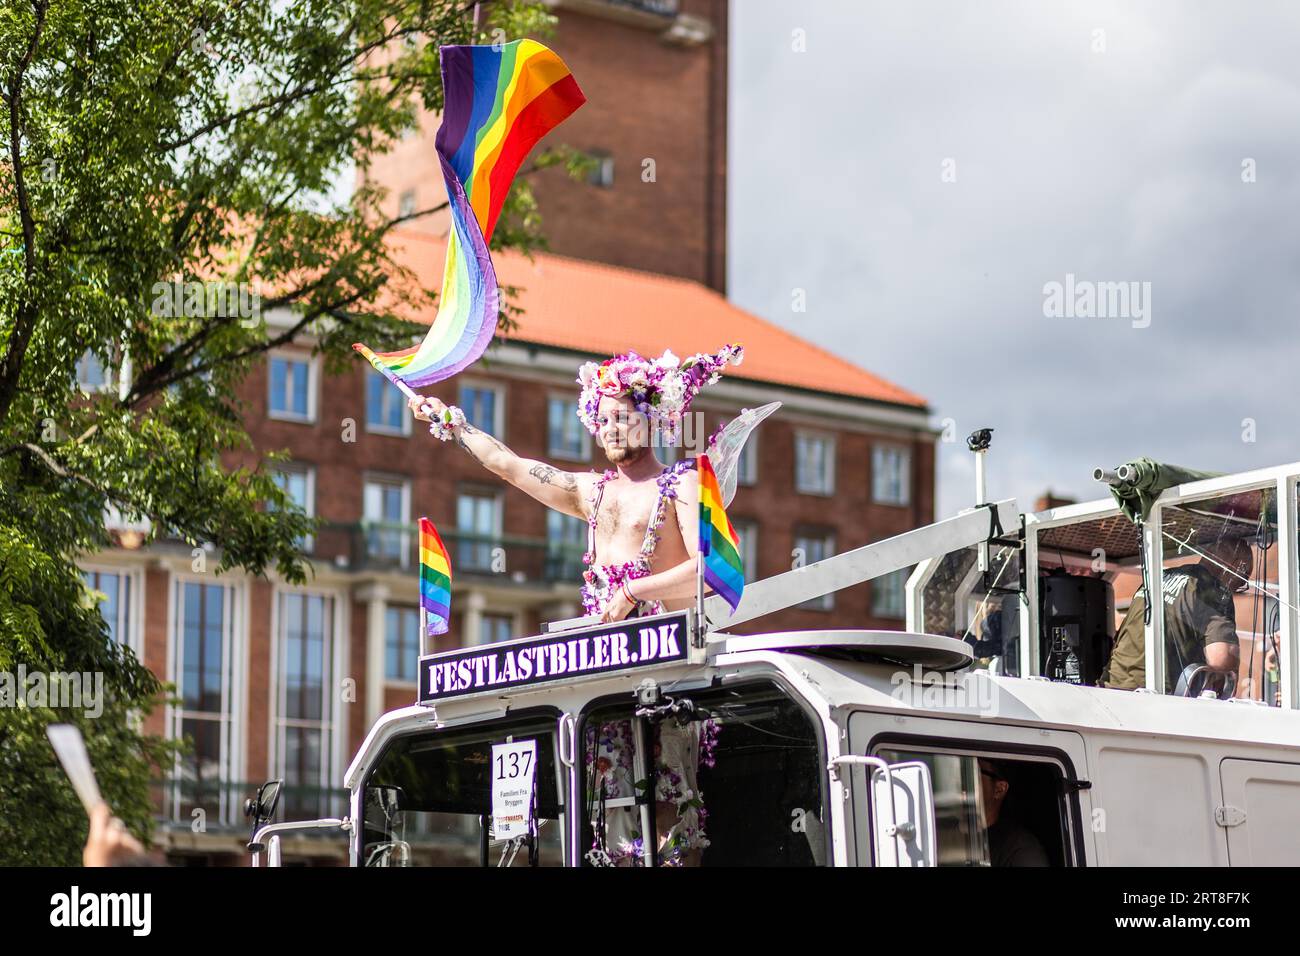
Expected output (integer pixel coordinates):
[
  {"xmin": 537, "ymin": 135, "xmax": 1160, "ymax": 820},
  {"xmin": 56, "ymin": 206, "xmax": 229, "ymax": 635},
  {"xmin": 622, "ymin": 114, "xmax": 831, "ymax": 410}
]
[{"xmin": 1038, "ymin": 570, "xmax": 1114, "ymax": 685}]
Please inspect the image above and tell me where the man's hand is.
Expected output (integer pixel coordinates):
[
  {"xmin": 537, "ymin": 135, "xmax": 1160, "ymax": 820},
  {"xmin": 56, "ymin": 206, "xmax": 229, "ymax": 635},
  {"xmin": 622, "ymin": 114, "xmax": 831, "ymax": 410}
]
[
  {"xmin": 408, "ymin": 394, "xmax": 450, "ymax": 427},
  {"xmin": 84, "ymin": 802, "xmax": 147, "ymax": 867},
  {"xmin": 601, "ymin": 586, "xmax": 637, "ymax": 624}
]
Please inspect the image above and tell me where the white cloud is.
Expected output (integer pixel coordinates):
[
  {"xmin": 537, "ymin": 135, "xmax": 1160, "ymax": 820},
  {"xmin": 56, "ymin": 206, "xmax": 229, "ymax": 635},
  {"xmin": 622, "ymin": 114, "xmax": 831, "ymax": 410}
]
[{"xmin": 729, "ymin": 0, "xmax": 1300, "ymax": 520}]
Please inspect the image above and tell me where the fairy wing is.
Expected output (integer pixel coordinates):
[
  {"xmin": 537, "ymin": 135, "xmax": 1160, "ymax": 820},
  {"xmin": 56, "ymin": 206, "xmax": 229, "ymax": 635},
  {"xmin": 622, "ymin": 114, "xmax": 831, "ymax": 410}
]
[{"xmin": 707, "ymin": 401, "xmax": 782, "ymax": 507}]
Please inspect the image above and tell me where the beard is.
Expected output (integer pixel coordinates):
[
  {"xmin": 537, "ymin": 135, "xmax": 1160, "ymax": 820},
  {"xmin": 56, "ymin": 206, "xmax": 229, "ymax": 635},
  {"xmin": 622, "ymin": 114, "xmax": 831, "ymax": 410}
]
[{"xmin": 603, "ymin": 441, "xmax": 649, "ymax": 466}]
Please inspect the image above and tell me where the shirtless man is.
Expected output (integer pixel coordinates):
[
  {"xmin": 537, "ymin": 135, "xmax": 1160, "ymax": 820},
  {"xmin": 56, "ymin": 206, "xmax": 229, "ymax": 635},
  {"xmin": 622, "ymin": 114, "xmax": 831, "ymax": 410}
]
[
  {"xmin": 407, "ymin": 345, "xmax": 743, "ymax": 624},
  {"xmin": 410, "ymin": 345, "xmax": 743, "ymax": 865}
]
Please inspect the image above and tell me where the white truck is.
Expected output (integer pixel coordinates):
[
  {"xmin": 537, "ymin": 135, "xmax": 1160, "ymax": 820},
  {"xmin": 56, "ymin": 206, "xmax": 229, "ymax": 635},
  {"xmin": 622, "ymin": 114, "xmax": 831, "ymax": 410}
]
[{"xmin": 247, "ymin": 453, "xmax": 1300, "ymax": 867}]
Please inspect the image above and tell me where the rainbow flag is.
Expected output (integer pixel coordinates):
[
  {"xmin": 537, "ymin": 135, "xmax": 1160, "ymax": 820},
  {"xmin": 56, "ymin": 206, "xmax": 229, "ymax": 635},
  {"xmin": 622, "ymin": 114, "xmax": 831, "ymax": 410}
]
[
  {"xmin": 697, "ymin": 454, "xmax": 744, "ymax": 614},
  {"xmin": 353, "ymin": 40, "xmax": 585, "ymax": 387},
  {"xmin": 419, "ymin": 517, "xmax": 452, "ymax": 636}
]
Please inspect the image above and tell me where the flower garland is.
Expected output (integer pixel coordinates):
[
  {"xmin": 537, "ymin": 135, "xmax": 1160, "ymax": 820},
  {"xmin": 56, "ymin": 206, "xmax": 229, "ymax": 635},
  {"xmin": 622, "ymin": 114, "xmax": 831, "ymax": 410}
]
[
  {"xmin": 576, "ymin": 345, "xmax": 743, "ymax": 446},
  {"xmin": 582, "ymin": 716, "xmax": 722, "ymax": 867}
]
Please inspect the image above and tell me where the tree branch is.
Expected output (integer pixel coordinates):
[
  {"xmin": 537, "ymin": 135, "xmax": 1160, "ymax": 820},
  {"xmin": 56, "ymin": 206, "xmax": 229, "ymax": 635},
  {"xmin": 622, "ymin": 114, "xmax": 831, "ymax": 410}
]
[{"xmin": 0, "ymin": 0, "xmax": 51, "ymax": 426}]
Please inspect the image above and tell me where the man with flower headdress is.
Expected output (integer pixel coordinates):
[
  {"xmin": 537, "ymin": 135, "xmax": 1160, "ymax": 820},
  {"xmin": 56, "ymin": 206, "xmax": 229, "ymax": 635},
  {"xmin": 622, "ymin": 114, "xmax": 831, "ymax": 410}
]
[
  {"xmin": 409, "ymin": 344, "xmax": 744, "ymax": 625},
  {"xmin": 409, "ymin": 344, "xmax": 744, "ymax": 865}
]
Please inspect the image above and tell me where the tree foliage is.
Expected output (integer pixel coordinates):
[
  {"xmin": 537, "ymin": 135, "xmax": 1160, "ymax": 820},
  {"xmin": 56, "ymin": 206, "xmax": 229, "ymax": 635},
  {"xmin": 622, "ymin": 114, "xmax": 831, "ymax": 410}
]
[{"xmin": 0, "ymin": 0, "xmax": 586, "ymax": 864}]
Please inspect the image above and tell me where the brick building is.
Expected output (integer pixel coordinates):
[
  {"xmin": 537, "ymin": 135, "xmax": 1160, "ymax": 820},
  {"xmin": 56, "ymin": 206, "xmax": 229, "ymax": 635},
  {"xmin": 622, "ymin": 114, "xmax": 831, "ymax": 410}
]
[
  {"xmin": 76, "ymin": 0, "xmax": 937, "ymax": 864},
  {"xmin": 367, "ymin": 0, "xmax": 729, "ymax": 290}
]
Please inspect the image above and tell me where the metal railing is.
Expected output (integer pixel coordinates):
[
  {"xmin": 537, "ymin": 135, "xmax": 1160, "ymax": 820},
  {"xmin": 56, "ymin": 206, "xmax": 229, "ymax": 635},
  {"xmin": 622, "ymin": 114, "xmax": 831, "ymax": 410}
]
[
  {"xmin": 155, "ymin": 777, "xmax": 350, "ymax": 832},
  {"xmin": 302, "ymin": 521, "xmax": 587, "ymax": 584}
]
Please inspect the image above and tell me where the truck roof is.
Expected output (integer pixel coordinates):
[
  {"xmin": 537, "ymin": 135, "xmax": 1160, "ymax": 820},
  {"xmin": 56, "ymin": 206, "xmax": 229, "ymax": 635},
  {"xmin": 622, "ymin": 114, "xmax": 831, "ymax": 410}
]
[{"xmin": 346, "ymin": 629, "xmax": 1300, "ymax": 786}]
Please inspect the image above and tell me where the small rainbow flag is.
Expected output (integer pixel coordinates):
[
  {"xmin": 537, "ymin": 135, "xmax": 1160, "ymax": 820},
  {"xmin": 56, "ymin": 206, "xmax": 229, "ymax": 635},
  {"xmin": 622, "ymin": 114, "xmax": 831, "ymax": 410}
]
[
  {"xmin": 419, "ymin": 517, "xmax": 452, "ymax": 636},
  {"xmin": 697, "ymin": 454, "xmax": 744, "ymax": 614},
  {"xmin": 353, "ymin": 40, "xmax": 585, "ymax": 388}
]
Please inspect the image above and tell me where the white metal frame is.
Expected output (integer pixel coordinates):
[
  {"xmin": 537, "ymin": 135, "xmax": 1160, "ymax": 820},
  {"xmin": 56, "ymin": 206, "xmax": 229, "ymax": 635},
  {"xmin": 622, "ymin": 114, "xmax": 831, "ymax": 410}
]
[
  {"xmin": 713, "ymin": 499, "xmax": 1018, "ymax": 628},
  {"xmin": 1145, "ymin": 464, "xmax": 1297, "ymax": 708},
  {"xmin": 1009, "ymin": 462, "xmax": 1300, "ymax": 706}
]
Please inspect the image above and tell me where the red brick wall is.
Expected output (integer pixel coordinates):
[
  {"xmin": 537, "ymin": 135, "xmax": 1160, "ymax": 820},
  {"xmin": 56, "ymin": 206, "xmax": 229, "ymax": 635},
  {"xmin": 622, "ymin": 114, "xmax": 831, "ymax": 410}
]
[{"xmin": 362, "ymin": 1, "xmax": 729, "ymax": 290}]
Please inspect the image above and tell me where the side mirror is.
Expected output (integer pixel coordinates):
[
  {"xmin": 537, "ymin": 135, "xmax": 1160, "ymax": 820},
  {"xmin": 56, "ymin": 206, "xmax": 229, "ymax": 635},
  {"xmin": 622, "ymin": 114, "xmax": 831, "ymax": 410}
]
[
  {"xmin": 244, "ymin": 779, "xmax": 283, "ymax": 851},
  {"xmin": 871, "ymin": 760, "xmax": 937, "ymax": 867}
]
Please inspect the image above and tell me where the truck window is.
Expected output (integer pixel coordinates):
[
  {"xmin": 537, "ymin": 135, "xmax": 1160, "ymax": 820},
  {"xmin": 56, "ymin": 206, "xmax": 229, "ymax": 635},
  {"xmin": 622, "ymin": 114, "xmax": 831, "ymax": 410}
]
[
  {"xmin": 361, "ymin": 718, "xmax": 565, "ymax": 866},
  {"xmin": 875, "ymin": 748, "xmax": 1069, "ymax": 867},
  {"xmin": 580, "ymin": 682, "xmax": 826, "ymax": 867}
]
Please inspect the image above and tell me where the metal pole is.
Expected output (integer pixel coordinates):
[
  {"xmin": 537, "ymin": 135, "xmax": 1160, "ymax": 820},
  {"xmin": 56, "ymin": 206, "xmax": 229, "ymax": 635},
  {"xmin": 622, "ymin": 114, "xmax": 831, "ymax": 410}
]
[
  {"xmin": 695, "ymin": 550, "xmax": 706, "ymax": 648},
  {"xmin": 631, "ymin": 717, "xmax": 657, "ymax": 867},
  {"xmin": 974, "ymin": 448, "xmax": 989, "ymax": 574}
]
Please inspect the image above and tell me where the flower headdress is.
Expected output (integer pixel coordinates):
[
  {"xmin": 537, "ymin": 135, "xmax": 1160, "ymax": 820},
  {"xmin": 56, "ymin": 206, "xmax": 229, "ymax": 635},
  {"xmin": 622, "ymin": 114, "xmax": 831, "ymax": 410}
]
[{"xmin": 576, "ymin": 345, "xmax": 744, "ymax": 445}]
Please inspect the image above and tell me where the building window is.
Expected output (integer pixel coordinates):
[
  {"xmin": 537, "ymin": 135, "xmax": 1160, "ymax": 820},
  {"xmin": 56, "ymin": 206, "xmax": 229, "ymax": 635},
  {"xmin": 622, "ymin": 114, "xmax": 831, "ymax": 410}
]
[
  {"xmin": 873, "ymin": 445, "xmax": 912, "ymax": 506},
  {"xmin": 81, "ymin": 568, "xmax": 133, "ymax": 649},
  {"xmin": 794, "ymin": 529, "xmax": 835, "ymax": 611},
  {"xmin": 268, "ymin": 353, "xmax": 315, "ymax": 422},
  {"xmin": 385, "ymin": 606, "xmax": 420, "ymax": 683},
  {"xmin": 795, "ymin": 432, "xmax": 835, "ymax": 496},
  {"xmin": 478, "ymin": 613, "xmax": 514, "ymax": 646},
  {"xmin": 398, "ymin": 189, "xmax": 417, "ymax": 218},
  {"xmin": 737, "ymin": 431, "xmax": 758, "ymax": 486},
  {"xmin": 270, "ymin": 463, "xmax": 315, "ymax": 553},
  {"xmin": 77, "ymin": 351, "xmax": 113, "ymax": 392},
  {"xmin": 548, "ymin": 396, "xmax": 590, "ymax": 461},
  {"xmin": 546, "ymin": 510, "xmax": 587, "ymax": 582},
  {"xmin": 456, "ymin": 490, "xmax": 502, "ymax": 572},
  {"xmin": 459, "ymin": 383, "xmax": 503, "ymax": 437},
  {"xmin": 872, "ymin": 567, "xmax": 910, "ymax": 619},
  {"xmin": 276, "ymin": 591, "xmax": 337, "ymax": 820},
  {"xmin": 367, "ymin": 373, "xmax": 409, "ymax": 434},
  {"xmin": 170, "ymin": 580, "xmax": 239, "ymax": 824},
  {"xmin": 587, "ymin": 149, "xmax": 614, "ymax": 188},
  {"xmin": 730, "ymin": 517, "xmax": 758, "ymax": 581},
  {"xmin": 364, "ymin": 477, "xmax": 410, "ymax": 566}
]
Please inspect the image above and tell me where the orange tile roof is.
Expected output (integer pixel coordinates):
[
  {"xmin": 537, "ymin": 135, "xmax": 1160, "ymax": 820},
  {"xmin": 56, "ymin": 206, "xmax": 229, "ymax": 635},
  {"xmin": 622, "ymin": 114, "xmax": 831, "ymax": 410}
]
[{"xmin": 386, "ymin": 228, "xmax": 928, "ymax": 409}]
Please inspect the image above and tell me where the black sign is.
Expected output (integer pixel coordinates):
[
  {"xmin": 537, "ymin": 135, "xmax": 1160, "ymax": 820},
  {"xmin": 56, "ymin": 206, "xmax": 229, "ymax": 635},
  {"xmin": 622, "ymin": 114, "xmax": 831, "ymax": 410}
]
[{"xmin": 418, "ymin": 611, "xmax": 692, "ymax": 704}]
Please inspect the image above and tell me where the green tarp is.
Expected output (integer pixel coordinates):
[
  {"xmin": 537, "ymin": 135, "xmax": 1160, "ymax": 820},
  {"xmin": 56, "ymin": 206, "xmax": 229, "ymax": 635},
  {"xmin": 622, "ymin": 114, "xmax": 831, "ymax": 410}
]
[{"xmin": 1103, "ymin": 457, "xmax": 1222, "ymax": 524}]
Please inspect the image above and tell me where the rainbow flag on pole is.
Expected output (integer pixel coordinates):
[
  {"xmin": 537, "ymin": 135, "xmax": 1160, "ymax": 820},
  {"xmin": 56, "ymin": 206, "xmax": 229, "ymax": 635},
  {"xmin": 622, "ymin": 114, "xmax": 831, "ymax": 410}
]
[
  {"xmin": 697, "ymin": 454, "xmax": 744, "ymax": 614},
  {"xmin": 419, "ymin": 517, "xmax": 452, "ymax": 636},
  {"xmin": 353, "ymin": 40, "xmax": 585, "ymax": 387}
]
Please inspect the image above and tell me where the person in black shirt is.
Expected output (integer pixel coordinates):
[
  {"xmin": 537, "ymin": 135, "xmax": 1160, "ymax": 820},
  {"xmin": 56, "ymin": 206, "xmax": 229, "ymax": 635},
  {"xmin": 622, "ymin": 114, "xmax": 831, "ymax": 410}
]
[
  {"xmin": 978, "ymin": 759, "xmax": 1048, "ymax": 867},
  {"xmin": 1101, "ymin": 536, "xmax": 1250, "ymax": 694}
]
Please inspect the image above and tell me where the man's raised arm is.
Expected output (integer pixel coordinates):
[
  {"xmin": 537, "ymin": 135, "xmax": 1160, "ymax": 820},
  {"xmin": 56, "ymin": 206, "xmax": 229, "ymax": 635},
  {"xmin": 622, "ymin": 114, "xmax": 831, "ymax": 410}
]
[{"xmin": 409, "ymin": 395, "xmax": 590, "ymax": 519}]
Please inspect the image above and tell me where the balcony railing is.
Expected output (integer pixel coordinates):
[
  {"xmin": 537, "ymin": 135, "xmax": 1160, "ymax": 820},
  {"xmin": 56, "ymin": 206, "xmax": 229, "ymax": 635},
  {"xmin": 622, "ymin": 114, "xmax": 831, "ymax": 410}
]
[{"xmin": 308, "ymin": 521, "xmax": 586, "ymax": 584}]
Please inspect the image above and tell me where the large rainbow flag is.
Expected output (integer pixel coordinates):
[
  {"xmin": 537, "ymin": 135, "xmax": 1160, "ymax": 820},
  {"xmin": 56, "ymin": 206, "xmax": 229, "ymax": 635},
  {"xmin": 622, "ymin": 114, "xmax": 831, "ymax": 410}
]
[
  {"xmin": 697, "ymin": 454, "xmax": 744, "ymax": 614},
  {"xmin": 419, "ymin": 517, "xmax": 452, "ymax": 636},
  {"xmin": 354, "ymin": 40, "xmax": 585, "ymax": 387}
]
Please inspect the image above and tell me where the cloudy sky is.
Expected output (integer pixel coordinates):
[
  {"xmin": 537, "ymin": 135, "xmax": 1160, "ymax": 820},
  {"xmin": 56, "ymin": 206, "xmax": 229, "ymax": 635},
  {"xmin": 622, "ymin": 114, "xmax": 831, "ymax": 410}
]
[{"xmin": 727, "ymin": 0, "xmax": 1300, "ymax": 518}]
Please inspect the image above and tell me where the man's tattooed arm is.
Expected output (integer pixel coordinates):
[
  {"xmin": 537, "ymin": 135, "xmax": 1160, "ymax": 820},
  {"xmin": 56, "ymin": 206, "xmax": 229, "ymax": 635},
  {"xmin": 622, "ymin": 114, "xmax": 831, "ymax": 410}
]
[
  {"xmin": 450, "ymin": 422, "xmax": 587, "ymax": 518},
  {"xmin": 528, "ymin": 463, "xmax": 578, "ymax": 492},
  {"xmin": 454, "ymin": 422, "xmax": 510, "ymax": 467}
]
